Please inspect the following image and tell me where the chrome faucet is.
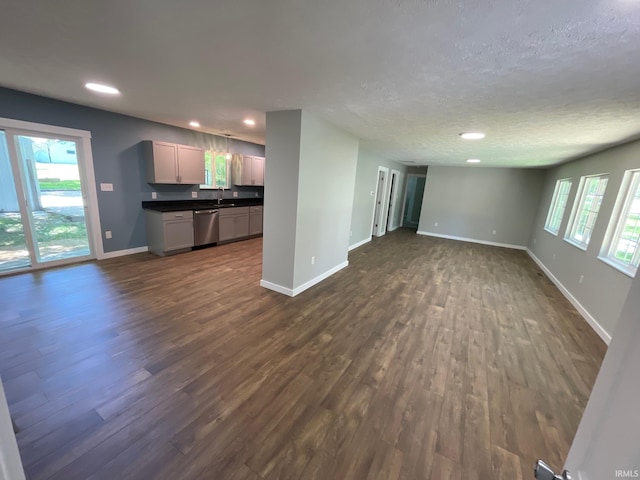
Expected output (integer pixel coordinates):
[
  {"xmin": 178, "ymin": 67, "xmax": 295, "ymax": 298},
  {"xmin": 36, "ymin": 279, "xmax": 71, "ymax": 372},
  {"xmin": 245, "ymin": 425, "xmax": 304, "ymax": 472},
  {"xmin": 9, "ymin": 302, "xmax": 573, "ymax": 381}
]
[{"xmin": 217, "ymin": 187, "xmax": 223, "ymax": 205}]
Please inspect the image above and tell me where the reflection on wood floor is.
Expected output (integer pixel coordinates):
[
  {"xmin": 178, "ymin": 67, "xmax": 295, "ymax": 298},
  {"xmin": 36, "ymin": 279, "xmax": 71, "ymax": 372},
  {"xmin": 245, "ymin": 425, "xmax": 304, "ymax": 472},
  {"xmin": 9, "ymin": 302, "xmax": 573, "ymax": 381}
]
[{"xmin": 0, "ymin": 228, "xmax": 606, "ymax": 479}]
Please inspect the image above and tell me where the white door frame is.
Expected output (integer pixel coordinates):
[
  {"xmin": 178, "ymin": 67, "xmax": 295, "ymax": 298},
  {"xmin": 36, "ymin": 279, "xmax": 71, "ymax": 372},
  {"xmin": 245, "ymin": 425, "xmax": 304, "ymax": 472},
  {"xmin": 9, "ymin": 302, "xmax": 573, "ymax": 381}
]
[
  {"xmin": 371, "ymin": 166, "xmax": 389, "ymax": 237},
  {"xmin": 0, "ymin": 117, "xmax": 104, "ymax": 269}
]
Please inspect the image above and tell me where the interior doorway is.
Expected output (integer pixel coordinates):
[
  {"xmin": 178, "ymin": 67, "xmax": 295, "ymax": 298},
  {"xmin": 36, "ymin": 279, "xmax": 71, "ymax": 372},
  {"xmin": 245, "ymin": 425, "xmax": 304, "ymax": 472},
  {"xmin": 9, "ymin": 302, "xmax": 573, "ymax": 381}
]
[
  {"xmin": 0, "ymin": 119, "xmax": 100, "ymax": 274},
  {"xmin": 401, "ymin": 173, "xmax": 426, "ymax": 229},
  {"xmin": 386, "ymin": 170, "xmax": 402, "ymax": 232}
]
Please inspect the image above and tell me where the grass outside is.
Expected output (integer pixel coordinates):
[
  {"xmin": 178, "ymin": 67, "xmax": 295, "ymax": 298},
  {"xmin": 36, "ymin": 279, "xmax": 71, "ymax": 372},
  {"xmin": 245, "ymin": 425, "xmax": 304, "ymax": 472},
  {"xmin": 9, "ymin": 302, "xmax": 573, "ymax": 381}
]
[
  {"xmin": 0, "ymin": 212, "xmax": 88, "ymax": 247},
  {"xmin": 38, "ymin": 179, "xmax": 81, "ymax": 191}
]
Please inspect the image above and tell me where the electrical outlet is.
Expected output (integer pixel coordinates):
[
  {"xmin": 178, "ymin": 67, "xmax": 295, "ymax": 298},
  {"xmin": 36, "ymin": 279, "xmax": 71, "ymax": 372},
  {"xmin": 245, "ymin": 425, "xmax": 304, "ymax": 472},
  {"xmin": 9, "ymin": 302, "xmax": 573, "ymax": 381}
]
[
  {"xmin": 233, "ymin": 191, "xmax": 238, "ymax": 198},
  {"xmin": 151, "ymin": 192, "xmax": 157, "ymax": 199},
  {"xmin": 434, "ymin": 222, "xmax": 438, "ymax": 227},
  {"xmin": 350, "ymin": 230, "xmax": 353, "ymax": 237},
  {"xmin": 533, "ymin": 238, "xmax": 536, "ymax": 244},
  {"xmin": 255, "ymin": 192, "xmax": 259, "ymax": 197},
  {"xmin": 191, "ymin": 191, "xmax": 198, "ymax": 198},
  {"xmin": 311, "ymin": 256, "xmax": 315, "ymax": 265},
  {"xmin": 553, "ymin": 253, "xmax": 556, "ymax": 260},
  {"xmin": 105, "ymin": 231, "xmax": 112, "ymax": 239},
  {"xmin": 579, "ymin": 275, "xmax": 584, "ymax": 284},
  {"xmin": 492, "ymin": 229, "xmax": 497, "ymax": 235},
  {"xmin": 370, "ymin": 191, "xmax": 374, "ymax": 196}
]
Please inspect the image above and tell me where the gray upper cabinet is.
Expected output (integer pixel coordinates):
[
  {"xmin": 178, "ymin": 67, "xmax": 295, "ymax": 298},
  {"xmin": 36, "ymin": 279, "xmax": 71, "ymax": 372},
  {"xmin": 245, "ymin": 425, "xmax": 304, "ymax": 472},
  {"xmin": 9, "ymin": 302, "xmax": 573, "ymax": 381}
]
[
  {"xmin": 144, "ymin": 140, "xmax": 205, "ymax": 184},
  {"xmin": 232, "ymin": 154, "xmax": 265, "ymax": 186}
]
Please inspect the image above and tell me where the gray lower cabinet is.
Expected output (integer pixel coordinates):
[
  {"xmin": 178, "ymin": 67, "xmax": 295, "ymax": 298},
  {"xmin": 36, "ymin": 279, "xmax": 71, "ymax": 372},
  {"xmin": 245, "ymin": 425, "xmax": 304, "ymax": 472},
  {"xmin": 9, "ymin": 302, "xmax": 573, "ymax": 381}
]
[
  {"xmin": 249, "ymin": 206, "xmax": 263, "ymax": 236},
  {"xmin": 145, "ymin": 210, "xmax": 194, "ymax": 256},
  {"xmin": 219, "ymin": 207, "xmax": 250, "ymax": 242}
]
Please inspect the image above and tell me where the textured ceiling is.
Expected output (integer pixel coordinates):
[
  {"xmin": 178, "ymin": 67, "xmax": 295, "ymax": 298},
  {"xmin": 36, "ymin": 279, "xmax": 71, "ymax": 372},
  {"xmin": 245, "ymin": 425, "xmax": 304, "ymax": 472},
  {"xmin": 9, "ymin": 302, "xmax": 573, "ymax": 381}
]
[{"xmin": 1, "ymin": 0, "xmax": 640, "ymax": 167}]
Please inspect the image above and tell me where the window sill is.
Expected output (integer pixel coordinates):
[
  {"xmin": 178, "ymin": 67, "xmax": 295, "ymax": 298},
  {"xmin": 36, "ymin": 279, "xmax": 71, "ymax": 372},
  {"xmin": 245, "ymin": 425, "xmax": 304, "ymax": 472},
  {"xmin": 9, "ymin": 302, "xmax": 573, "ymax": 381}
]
[
  {"xmin": 563, "ymin": 237, "xmax": 588, "ymax": 251},
  {"xmin": 544, "ymin": 227, "xmax": 560, "ymax": 236},
  {"xmin": 597, "ymin": 256, "xmax": 637, "ymax": 278}
]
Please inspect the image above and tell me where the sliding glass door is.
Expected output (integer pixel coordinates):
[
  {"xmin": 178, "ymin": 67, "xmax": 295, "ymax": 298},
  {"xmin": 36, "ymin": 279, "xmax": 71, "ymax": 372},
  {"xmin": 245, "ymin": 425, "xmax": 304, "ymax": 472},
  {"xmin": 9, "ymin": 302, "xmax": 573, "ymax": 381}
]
[
  {"xmin": 0, "ymin": 128, "xmax": 94, "ymax": 273},
  {"xmin": 0, "ymin": 131, "xmax": 30, "ymax": 270}
]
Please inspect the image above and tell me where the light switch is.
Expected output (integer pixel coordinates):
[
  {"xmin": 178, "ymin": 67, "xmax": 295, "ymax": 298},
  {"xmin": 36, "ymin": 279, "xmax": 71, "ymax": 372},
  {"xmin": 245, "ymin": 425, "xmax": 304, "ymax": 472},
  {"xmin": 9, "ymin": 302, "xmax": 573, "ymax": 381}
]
[
  {"xmin": 151, "ymin": 192, "xmax": 157, "ymax": 199},
  {"xmin": 100, "ymin": 183, "xmax": 114, "ymax": 192},
  {"xmin": 191, "ymin": 191, "xmax": 198, "ymax": 198}
]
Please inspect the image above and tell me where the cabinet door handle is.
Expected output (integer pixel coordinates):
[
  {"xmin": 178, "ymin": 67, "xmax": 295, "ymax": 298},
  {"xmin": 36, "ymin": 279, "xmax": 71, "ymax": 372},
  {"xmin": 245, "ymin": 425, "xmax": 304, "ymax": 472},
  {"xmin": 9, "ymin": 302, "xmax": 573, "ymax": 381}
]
[{"xmin": 175, "ymin": 213, "xmax": 184, "ymax": 217}]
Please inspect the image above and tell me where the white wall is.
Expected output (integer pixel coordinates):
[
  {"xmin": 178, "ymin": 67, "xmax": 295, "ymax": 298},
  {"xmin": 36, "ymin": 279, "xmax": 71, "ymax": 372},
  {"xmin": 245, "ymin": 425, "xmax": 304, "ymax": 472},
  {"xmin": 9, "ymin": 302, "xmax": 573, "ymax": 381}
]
[
  {"xmin": 565, "ymin": 269, "xmax": 640, "ymax": 479},
  {"xmin": 417, "ymin": 166, "xmax": 545, "ymax": 248},
  {"xmin": 293, "ymin": 112, "xmax": 359, "ymax": 289},
  {"xmin": 527, "ymin": 138, "xmax": 640, "ymax": 340},
  {"xmin": 262, "ymin": 110, "xmax": 359, "ymax": 296},
  {"xmin": 350, "ymin": 150, "xmax": 408, "ymax": 249},
  {"xmin": 0, "ymin": 379, "xmax": 25, "ymax": 480}
]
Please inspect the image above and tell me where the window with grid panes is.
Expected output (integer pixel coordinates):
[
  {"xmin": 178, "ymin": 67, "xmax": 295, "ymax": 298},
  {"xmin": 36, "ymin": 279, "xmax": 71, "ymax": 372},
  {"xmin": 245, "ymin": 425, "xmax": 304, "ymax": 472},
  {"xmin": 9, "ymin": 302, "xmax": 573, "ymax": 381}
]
[
  {"xmin": 564, "ymin": 174, "xmax": 608, "ymax": 250},
  {"xmin": 544, "ymin": 178, "xmax": 573, "ymax": 235},
  {"xmin": 599, "ymin": 169, "xmax": 640, "ymax": 277}
]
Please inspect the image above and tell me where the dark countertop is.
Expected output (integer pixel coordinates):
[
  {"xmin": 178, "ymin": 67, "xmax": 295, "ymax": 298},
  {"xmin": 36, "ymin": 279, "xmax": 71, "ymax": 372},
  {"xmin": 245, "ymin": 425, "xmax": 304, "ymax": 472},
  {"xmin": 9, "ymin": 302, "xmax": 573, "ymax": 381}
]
[{"xmin": 142, "ymin": 198, "xmax": 264, "ymax": 212}]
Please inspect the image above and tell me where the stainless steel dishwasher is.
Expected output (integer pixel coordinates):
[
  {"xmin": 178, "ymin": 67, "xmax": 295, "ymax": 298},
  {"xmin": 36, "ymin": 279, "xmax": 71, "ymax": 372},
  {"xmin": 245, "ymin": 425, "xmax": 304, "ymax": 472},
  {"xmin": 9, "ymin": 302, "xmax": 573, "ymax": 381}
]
[{"xmin": 193, "ymin": 209, "xmax": 219, "ymax": 246}]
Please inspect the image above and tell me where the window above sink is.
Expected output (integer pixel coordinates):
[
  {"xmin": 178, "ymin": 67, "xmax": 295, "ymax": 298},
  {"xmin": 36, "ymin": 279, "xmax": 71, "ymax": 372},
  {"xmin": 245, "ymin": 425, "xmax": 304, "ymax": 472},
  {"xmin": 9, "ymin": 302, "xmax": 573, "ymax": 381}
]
[{"xmin": 201, "ymin": 151, "xmax": 230, "ymax": 189}]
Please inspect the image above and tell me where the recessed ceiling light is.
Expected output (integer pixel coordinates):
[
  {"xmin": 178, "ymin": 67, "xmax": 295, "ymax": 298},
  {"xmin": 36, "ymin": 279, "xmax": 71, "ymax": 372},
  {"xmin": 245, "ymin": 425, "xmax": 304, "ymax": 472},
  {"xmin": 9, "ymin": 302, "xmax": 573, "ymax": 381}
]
[
  {"xmin": 466, "ymin": 158, "xmax": 481, "ymax": 163},
  {"xmin": 459, "ymin": 132, "xmax": 485, "ymax": 140},
  {"xmin": 85, "ymin": 82, "xmax": 120, "ymax": 95},
  {"xmin": 243, "ymin": 119, "xmax": 256, "ymax": 126},
  {"xmin": 189, "ymin": 121, "xmax": 200, "ymax": 128}
]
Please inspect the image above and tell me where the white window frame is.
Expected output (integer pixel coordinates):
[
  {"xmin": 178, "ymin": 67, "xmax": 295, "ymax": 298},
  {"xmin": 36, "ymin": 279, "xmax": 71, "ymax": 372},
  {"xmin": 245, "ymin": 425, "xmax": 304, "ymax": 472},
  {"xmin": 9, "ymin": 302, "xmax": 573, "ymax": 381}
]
[
  {"xmin": 564, "ymin": 173, "xmax": 609, "ymax": 251},
  {"xmin": 598, "ymin": 169, "xmax": 640, "ymax": 278},
  {"xmin": 544, "ymin": 178, "xmax": 573, "ymax": 235},
  {"xmin": 200, "ymin": 150, "xmax": 230, "ymax": 189}
]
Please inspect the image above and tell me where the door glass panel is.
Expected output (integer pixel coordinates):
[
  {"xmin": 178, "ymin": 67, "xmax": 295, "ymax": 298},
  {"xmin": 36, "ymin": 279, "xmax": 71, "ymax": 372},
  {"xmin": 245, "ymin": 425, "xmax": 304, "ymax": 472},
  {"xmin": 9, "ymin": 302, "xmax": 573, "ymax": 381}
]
[
  {"xmin": 0, "ymin": 131, "xmax": 31, "ymax": 271},
  {"xmin": 14, "ymin": 135, "xmax": 91, "ymax": 263}
]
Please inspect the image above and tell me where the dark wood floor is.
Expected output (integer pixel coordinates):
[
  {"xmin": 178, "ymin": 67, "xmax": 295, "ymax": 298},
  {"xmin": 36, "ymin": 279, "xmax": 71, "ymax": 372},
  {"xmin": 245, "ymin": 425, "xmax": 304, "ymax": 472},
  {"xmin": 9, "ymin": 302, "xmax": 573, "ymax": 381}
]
[{"xmin": 0, "ymin": 229, "xmax": 606, "ymax": 480}]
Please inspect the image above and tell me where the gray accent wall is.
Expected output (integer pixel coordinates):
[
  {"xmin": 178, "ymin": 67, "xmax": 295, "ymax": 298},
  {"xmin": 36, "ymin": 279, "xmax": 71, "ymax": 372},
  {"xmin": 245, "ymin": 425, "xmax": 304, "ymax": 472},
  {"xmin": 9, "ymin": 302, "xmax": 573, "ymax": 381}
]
[
  {"xmin": 418, "ymin": 166, "xmax": 545, "ymax": 247},
  {"xmin": 0, "ymin": 87, "xmax": 264, "ymax": 253},
  {"xmin": 350, "ymin": 149, "xmax": 408, "ymax": 248},
  {"xmin": 527, "ymin": 139, "xmax": 640, "ymax": 338}
]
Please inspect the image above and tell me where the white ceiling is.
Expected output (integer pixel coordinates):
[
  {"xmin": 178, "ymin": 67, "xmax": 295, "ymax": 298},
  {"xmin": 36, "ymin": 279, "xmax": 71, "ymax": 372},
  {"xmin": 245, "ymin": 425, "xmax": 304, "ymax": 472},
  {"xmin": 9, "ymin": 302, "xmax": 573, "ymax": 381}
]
[{"xmin": 1, "ymin": 0, "xmax": 640, "ymax": 168}]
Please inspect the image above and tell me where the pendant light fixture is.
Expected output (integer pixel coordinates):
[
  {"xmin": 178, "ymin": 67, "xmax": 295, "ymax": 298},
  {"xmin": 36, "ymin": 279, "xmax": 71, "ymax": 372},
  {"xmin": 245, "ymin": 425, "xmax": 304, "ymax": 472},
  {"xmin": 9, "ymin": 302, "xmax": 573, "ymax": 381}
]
[{"xmin": 225, "ymin": 134, "xmax": 232, "ymax": 160}]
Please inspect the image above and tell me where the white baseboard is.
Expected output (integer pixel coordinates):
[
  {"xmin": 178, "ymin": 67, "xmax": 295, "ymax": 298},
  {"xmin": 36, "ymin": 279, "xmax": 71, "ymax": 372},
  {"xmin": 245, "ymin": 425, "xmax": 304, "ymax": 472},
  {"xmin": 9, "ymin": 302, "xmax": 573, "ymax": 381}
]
[
  {"xmin": 261, "ymin": 261, "xmax": 349, "ymax": 297},
  {"xmin": 416, "ymin": 231, "xmax": 526, "ymax": 251},
  {"xmin": 349, "ymin": 237, "xmax": 371, "ymax": 251},
  {"xmin": 98, "ymin": 246, "xmax": 149, "ymax": 260},
  {"xmin": 526, "ymin": 249, "xmax": 611, "ymax": 345},
  {"xmin": 259, "ymin": 279, "xmax": 294, "ymax": 296}
]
